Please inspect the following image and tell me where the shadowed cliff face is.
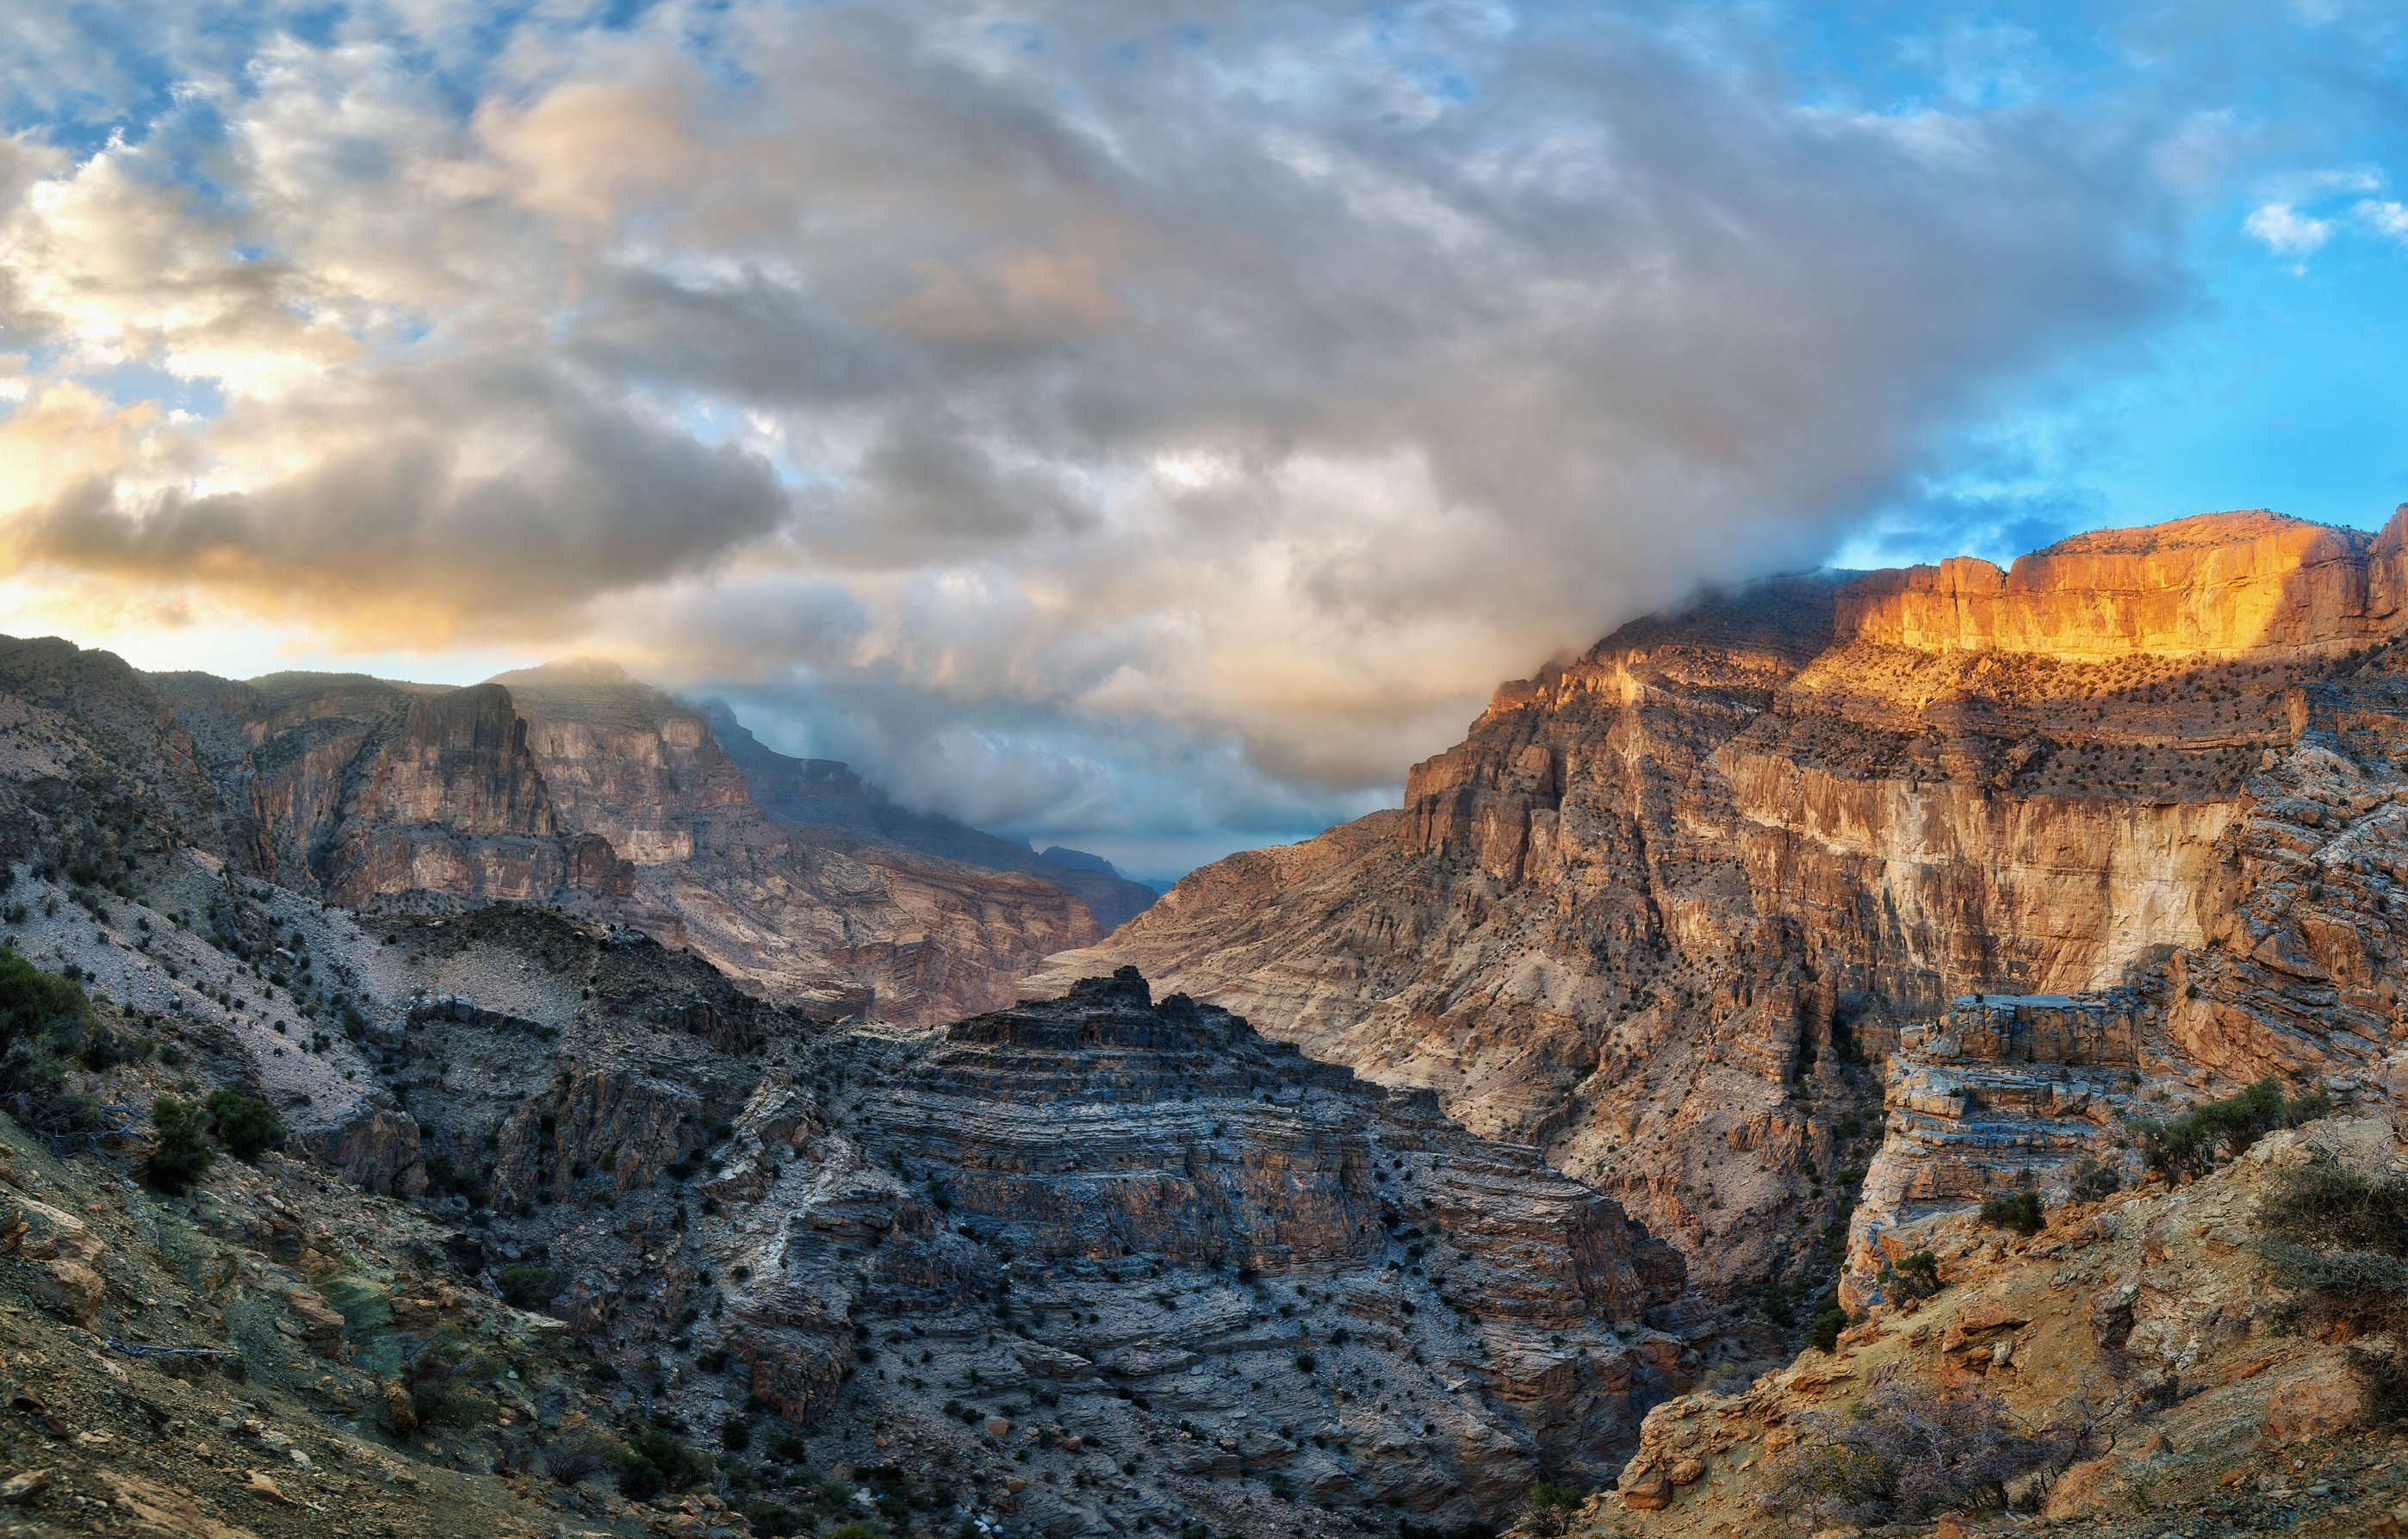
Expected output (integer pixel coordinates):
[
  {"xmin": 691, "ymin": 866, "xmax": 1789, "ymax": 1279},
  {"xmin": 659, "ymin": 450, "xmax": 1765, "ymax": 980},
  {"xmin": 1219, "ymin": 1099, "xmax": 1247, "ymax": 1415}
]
[{"xmin": 1033, "ymin": 509, "xmax": 2408, "ymax": 1297}]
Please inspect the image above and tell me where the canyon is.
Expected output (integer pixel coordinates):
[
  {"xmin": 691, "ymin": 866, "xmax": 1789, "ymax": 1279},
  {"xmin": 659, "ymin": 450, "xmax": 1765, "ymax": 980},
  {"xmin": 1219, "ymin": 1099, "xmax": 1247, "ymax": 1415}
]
[
  {"xmin": 1035, "ymin": 508, "xmax": 2408, "ymax": 1308},
  {"xmin": 3, "ymin": 506, "xmax": 2407, "ymax": 1537},
  {"xmin": 125, "ymin": 654, "xmax": 1151, "ymax": 1028}
]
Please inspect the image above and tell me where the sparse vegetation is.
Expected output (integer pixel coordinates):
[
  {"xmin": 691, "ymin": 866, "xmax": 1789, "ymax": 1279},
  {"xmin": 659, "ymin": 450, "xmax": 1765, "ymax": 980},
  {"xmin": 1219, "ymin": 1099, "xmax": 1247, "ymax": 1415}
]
[
  {"xmin": 144, "ymin": 1095, "xmax": 217, "ymax": 1193},
  {"xmin": 1979, "ymin": 1188, "xmax": 2044, "ymax": 1236},
  {"xmin": 1757, "ymin": 1383, "xmax": 2067, "ymax": 1527},
  {"xmin": 204, "ymin": 1088, "xmax": 286, "ymax": 1162},
  {"xmin": 1520, "ymin": 1480, "xmax": 1585, "ymax": 1536},
  {"xmin": 2257, "ymin": 1152, "xmax": 2408, "ymax": 1411},
  {"xmin": 2130, "ymin": 1077, "xmax": 2327, "ymax": 1182}
]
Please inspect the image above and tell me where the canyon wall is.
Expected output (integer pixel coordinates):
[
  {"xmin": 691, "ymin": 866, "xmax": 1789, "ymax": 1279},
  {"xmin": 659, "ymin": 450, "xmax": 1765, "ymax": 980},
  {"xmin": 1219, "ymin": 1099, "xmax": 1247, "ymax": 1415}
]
[
  {"xmin": 1034, "ymin": 508, "xmax": 2408, "ymax": 1296},
  {"xmin": 92, "ymin": 648, "xmax": 1115, "ymax": 1027}
]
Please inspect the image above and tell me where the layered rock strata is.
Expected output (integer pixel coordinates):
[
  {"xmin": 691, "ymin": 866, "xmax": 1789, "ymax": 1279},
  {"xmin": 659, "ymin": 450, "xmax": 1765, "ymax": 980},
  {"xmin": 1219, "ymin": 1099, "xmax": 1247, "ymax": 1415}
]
[
  {"xmin": 1035, "ymin": 508, "xmax": 2408, "ymax": 1297},
  {"xmin": 702, "ymin": 967, "xmax": 1689, "ymax": 1528},
  {"xmin": 56, "ymin": 644, "xmax": 1122, "ymax": 1027}
]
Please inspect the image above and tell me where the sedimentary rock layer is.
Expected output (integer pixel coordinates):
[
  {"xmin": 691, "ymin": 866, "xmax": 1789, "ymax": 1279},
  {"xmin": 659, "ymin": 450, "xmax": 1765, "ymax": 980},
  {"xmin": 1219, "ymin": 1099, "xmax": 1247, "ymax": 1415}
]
[{"xmin": 1035, "ymin": 508, "xmax": 2408, "ymax": 1296}]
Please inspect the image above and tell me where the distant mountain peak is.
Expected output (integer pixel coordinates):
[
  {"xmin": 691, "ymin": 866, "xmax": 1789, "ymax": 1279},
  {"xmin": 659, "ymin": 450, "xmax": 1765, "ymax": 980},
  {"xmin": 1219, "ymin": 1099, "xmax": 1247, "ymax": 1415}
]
[{"xmin": 486, "ymin": 657, "xmax": 636, "ymax": 687}]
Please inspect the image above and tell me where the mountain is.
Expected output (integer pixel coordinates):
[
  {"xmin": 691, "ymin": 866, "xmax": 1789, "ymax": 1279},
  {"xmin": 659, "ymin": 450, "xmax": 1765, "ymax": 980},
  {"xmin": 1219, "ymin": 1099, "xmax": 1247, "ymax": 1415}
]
[
  {"xmin": 119, "ymin": 652, "xmax": 1130, "ymax": 1027},
  {"xmin": 0, "ymin": 843, "xmax": 1688, "ymax": 1533},
  {"xmin": 6, "ymin": 512, "xmax": 2408, "ymax": 1533},
  {"xmin": 1031, "ymin": 508, "xmax": 2408, "ymax": 1304},
  {"xmin": 697, "ymin": 699, "xmax": 1158, "ymax": 929}
]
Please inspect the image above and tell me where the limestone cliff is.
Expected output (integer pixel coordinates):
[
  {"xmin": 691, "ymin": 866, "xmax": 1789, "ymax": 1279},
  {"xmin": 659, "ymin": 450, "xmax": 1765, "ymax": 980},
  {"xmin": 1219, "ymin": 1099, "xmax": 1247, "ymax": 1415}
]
[
  {"xmin": 129, "ymin": 650, "xmax": 1116, "ymax": 1027},
  {"xmin": 1035, "ymin": 507, "xmax": 2408, "ymax": 1300}
]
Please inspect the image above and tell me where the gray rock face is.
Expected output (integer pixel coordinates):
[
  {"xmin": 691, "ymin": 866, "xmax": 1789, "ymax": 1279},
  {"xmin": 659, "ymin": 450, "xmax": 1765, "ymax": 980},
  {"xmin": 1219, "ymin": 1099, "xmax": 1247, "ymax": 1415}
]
[{"xmin": 701, "ymin": 966, "xmax": 1690, "ymax": 1528}]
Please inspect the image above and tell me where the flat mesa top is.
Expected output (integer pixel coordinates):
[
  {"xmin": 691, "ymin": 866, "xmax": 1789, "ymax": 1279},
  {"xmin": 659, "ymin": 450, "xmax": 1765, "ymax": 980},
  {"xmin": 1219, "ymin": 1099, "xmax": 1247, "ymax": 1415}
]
[{"xmin": 2029, "ymin": 508, "xmax": 2337, "ymax": 558}]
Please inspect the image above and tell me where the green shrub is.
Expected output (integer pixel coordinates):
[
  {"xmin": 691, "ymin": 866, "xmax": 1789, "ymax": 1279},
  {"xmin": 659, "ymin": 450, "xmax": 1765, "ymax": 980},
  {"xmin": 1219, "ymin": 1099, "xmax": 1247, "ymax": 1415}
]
[
  {"xmin": 614, "ymin": 1427, "xmax": 711, "ymax": 1499},
  {"xmin": 497, "ymin": 1265, "xmax": 553, "ymax": 1309},
  {"xmin": 204, "ymin": 1089, "xmax": 286, "ymax": 1162},
  {"xmin": 1807, "ymin": 1306, "xmax": 1848, "ymax": 1353},
  {"xmin": 146, "ymin": 1096, "xmax": 217, "ymax": 1193},
  {"xmin": 1521, "ymin": 1481, "xmax": 1585, "ymax": 1538},
  {"xmin": 405, "ymin": 1338, "xmax": 500, "ymax": 1429},
  {"xmin": 1885, "ymin": 1250, "xmax": 1942, "ymax": 1302},
  {"xmin": 0, "ymin": 951, "xmax": 90, "ymax": 1084},
  {"xmin": 720, "ymin": 1415, "xmax": 751, "ymax": 1451},
  {"xmin": 2132, "ymin": 1077, "xmax": 2327, "ymax": 1182},
  {"xmin": 2070, "ymin": 1157, "xmax": 2122, "ymax": 1201},
  {"xmin": 743, "ymin": 1503, "xmax": 804, "ymax": 1538},
  {"xmin": 1979, "ymin": 1189, "xmax": 2045, "ymax": 1236},
  {"xmin": 1757, "ymin": 1278, "xmax": 1796, "ymax": 1326}
]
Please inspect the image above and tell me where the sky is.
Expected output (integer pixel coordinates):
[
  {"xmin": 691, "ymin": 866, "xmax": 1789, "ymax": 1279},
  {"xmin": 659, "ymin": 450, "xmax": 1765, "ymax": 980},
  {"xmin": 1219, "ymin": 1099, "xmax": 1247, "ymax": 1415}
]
[{"xmin": 1, "ymin": 2, "xmax": 2405, "ymax": 881}]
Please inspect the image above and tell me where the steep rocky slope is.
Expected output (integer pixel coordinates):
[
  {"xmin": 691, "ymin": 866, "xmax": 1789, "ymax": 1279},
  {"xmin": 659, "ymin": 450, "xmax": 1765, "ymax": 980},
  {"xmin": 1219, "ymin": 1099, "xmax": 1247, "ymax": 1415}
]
[
  {"xmin": 1033, "ymin": 508, "xmax": 2408, "ymax": 1300},
  {"xmin": 0, "ymin": 649, "xmax": 1698, "ymax": 1538},
  {"xmin": 1575, "ymin": 1113, "xmax": 2408, "ymax": 1538}
]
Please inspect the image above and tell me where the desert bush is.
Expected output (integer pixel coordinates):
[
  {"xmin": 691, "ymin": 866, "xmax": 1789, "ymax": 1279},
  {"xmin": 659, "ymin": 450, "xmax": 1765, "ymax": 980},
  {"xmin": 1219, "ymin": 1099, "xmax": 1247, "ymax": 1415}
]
[
  {"xmin": 1979, "ymin": 1189, "xmax": 2045, "ymax": 1236},
  {"xmin": 613, "ymin": 1427, "xmax": 711, "ymax": 1499},
  {"xmin": 1757, "ymin": 1278, "xmax": 1796, "ymax": 1326},
  {"xmin": 743, "ymin": 1503, "xmax": 804, "ymax": 1538},
  {"xmin": 404, "ymin": 1337, "xmax": 500, "ymax": 1429},
  {"xmin": 2257, "ymin": 1154, "xmax": 2408, "ymax": 1322},
  {"xmin": 541, "ymin": 1430, "xmax": 611, "ymax": 1486},
  {"xmin": 2069, "ymin": 1157, "xmax": 2122, "ymax": 1201},
  {"xmin": 2256, "ymin": 1152, "xmax": 2408, "ymax": 1414},
  {"xmin": 1520, "ymin": 1480, "xmax": 1585, "ymax": 1537},
  {"xmin": 1808, "ymin": 1306, "xmax": 1849, "ymax": 1353},
  {"xmin": 1756, "ymin": 1383, "xmax": 2064, "ymax": 1527},
  {"xmin": 497, "ymin": 1265, "xmax": 553, "ymax": 1309},
  {"xmin": 1886, "ymin": 1250, "xmax": 1943, "ymax": 1302},
  {"xmin": 0, "ymin": 953, "xmax": 94, "ymax": 1104},
  {"xmin": 2260, "ymin": 1156, "xmax": 2408, "ymax": 1257},
  {"xmin": 2131, "ymin": 1077, "xmax": 2327, "ymax": 1182},
  {"xmin": 205, "ymin": 1089, "xmax": 286, "ymax": 1162},
  {"xmin": 146, "ymin": 1095, "xmax": 217, "ymax": 1193}
]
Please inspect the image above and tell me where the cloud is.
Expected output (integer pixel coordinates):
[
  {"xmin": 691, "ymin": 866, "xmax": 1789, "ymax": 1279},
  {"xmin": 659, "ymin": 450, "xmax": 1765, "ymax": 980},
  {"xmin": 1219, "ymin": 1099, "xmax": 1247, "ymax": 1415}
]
[
  {"xmin": 0, "ymin": 0, "xmax": 2211, "ymax": 847},
  {"xmin": 2361, "ymin": 199, "xmax": 2408, "ymax": 240},
  {"xmin": 2244, "ymin": 201, "xmax": 2335, "ymax": 256}
]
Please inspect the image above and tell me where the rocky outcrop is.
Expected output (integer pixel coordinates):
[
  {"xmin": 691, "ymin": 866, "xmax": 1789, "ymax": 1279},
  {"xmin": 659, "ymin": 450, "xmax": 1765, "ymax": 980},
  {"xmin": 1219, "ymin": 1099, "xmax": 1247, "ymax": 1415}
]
[
  {"xmin": 1036, "ymin": 508, "xmax": 2408, "ymax": 1298},
  {"xmin": 699, "ymin": 967, "xmax": 1688, "ymax": 1526},
  {"xmin": 1838, "ymin": 507, "xmax": 2408, "ymax": 658},
  {"xmin": 1596, "ymin": 1116, "xmax": 2408, "ymax": 1535}
]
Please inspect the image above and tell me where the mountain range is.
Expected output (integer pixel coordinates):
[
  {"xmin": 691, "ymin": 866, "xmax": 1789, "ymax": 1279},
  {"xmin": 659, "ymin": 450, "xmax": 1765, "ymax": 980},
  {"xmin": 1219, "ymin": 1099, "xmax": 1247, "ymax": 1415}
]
[{"xmin": 0, "ymin": 506, "xmax": 2403, "ymax": 1538}]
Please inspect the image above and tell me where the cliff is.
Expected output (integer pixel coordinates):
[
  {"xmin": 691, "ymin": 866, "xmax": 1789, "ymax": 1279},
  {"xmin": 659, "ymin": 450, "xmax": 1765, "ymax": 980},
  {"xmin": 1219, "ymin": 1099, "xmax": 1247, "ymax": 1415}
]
[
  {"xmin": 1034, "ymin": 506, "xmax": 2408, "ymax": 1299},
  {"xmin": 47, "ymin": 647, "xmax": 1117, "ymax": 1027},
  {"xmin": 1837, "ymin": 507, "xmax": 2408, "ymax": 658}
]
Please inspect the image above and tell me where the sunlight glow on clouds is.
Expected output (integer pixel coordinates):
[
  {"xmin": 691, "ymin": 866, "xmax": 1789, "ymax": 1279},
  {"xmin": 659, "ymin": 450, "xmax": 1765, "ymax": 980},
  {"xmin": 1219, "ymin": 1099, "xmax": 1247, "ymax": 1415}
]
[{"xmin": 2, "ymin": 2, "xmax": 2406, "ymax": 865}]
